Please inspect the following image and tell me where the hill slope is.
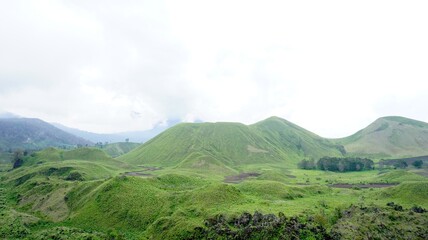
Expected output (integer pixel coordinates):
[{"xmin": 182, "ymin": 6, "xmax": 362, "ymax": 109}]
[
  {"xmin": 336, "ymin": 116, "xmax": 428, "ymax": 158},
  {"xmin": 0, "ymin": 118, "xmax": 92, "ymax": 150},
  {"xmin": 120, "ymin": 117, "xmax": 344, "ymax": 170},
  {"xmin": 101, "ymin": 142, "xmax": 141, "ymax": 158}
]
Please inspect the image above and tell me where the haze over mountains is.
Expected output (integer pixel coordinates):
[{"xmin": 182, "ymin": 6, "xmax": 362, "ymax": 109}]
[{"xmin": 52, "ymin": 119, "xmax": 180, "ymax": 143}]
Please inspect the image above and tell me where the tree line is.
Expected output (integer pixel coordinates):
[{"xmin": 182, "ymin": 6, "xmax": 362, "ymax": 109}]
[{"xmin": 298, "ymin": 157, "xmax": 374, "ymax": 172}]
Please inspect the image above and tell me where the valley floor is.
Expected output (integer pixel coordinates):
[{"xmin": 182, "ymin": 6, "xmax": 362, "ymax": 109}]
[{"xmin": 1, "ymin": 158, "xmax": 427, "ymax": 239}]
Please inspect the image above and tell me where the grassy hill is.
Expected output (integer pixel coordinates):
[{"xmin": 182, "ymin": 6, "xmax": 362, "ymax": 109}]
[
  {"xmin": 0, "ymin": 118, "xmax": 92, "ymax": 151},
  {"xmin": 100, "ymin": 142, "xmax": 140, "ymax": 158},
  {"xmin": 119, "ymin": 117, "xmax": 344, "ymax": 171},
  {"xmin": 335, "ymin": 116, "xmax": 428, "ymax": 158},
  {"xmin": 1, "ymin": 116, "xmax": 428, "ymax": 239}
]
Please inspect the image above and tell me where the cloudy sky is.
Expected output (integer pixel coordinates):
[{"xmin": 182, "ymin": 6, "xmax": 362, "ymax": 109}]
[{"xmin": 1, "ymin": 0, "xmax": 427, "ymax": 137}]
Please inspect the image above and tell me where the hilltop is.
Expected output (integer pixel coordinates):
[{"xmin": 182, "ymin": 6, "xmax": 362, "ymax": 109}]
[
  {"xmin": 119, "ymin": 116, "xmax": 344, "ymax": 171},
  {"xmin": 335, "ymin": 116, "xmax": 428, "ymax": 158},
  {"xmin": 0, "ymin": 118, "xmax": 92, "ymax": 151}
]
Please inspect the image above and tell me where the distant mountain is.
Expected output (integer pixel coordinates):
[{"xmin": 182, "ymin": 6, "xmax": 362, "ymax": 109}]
[
  {"xmin": 335, "ymin": 116, "xmax": 428, "ymax": 158},
  {"xmin": 0, "ymin": 111, "xmax": 20, "ymax": 119},
  {"xmin": 0, "ymin": 118, "xmax": 92, "ymax": 151},
  {"xmin": 53, "ymin": 119, "xmax": 180, "ymax": 143},
  {"xmin": 119, "ymin": 116, "xmax": 344, "ymax": 171}
]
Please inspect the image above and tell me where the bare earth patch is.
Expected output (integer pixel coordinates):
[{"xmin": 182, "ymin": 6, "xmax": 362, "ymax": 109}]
[
  {"xmin": 123, "ymin": 171, "xmax": 153, "ymax": 177},
  {"xmin": 224, "ymin": 172, "xmax": 261, "ymax": 183},
  {"xmin": 412, "ymin": 169, "xmax": 428, "ymax": 178},
  {"xmin": 123, "ymin": 166, "xmax": 162, "ymax": 177},
  {"xmin": 137, "ymin": 166, "xmax": 162, "ymax": 171},
  {"xmin": 329, "ymin": 183, "xmax": 398, "ymax": 188},
  {"xmin": 247, "ymin": 145, "xmax": 268, "ymax": 153}
]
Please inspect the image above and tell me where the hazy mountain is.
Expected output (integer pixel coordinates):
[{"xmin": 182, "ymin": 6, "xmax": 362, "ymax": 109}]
[
  {"xmin": 0, "ymin": 118, "xmax": 92, "ymax": 151},
  {"xmin": 119, "ymin": 116, "xmax": 344, "ymax": 171},
  {"xmin": 335, "ymin": 116, "xmax": 428, "ymax": 158},
  {"xmin": 0, "ymin": 111, "xmax": 20, "ymax": 119},
  {"xmin": 53, "ymin": 119, "xmax": 180, "ymax": 143}
]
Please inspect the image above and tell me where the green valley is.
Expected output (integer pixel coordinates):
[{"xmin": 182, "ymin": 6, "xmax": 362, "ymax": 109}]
[{"xmin": 0, "ymin": 116, "xmax": 427, "ymax": 239}]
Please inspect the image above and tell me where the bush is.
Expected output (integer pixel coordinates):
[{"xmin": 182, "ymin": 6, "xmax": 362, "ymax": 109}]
[
  {"xmin": 412, "ymin": 160, "xmax": 423, "ymax": 169},
  {"xmin": 411, "ymin": 205, "xmax": 427, "ymax": 213},
  {"xmin": 65, "ymin": 171, "xmax": 84, "ymax": 181}
]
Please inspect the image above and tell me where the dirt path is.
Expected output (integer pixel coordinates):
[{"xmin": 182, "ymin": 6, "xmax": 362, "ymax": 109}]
[
  {"xmin": 224, "ymin": 172, "xmax": 261, "ymax": 183},
  {"xmin": 123, "ymin": 166, "xmax": 162, "ymax": 177},
  {"xmin": 123, "ymin": 171, "xmax": 153, "ymax": 177},
  {"xmin": 329, "ymin": 183, "xmax": 398, "ymax": 188}
]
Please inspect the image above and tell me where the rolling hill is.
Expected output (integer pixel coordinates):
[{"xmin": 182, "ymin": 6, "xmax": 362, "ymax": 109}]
[
  {"xmin": 0, "ymin": 118, "xmax": 92, "ymax": 151},
  {"xmin": 100, "ymin": 142, "xmax": 141, "ymax": 158},
  {"xmin": 119, "ymin": 116, "xmax": 344, "ymax": 170},
  {"xmin": 335, "ymin": 116, "xmax": 428, "ymax": 158}
]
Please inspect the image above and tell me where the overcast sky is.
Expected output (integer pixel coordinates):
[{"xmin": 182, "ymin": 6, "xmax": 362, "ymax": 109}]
[{"xmin": 1, "ymin": 0, "xmax": 428, "ymax": 137}]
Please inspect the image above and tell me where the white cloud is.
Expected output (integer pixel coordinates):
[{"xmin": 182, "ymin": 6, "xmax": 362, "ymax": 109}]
[{"xmin": 1, "ymin": 0, "xmax": 428, "ymax": 136}]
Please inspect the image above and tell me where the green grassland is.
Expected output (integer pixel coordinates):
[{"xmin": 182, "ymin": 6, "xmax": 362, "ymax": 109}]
[
  {"xmin": 1, "ymin": 116, "xmax": 428, "ymax": 239},
  {"xmin": 1, "ymin": 150, "xmax": 427, "ymax": 239}
]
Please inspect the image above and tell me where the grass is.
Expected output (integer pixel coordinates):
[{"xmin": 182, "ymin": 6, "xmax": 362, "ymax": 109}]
[
  {"xmin": 0, "ymin": 145, "xmax": 427, "ymax": 239},
  {"xmin": 100, "ymin": 142, "xmax": 140, "ymax": 158},
  {"xmin": 335, "ymin": 116, "xmax": 428, "ymax": 158},
  {"xmin": 2, "ymin": 116, "xmax": 428, "ymax": 239},
  {"xmin": 119, "ymin": 117, "xmax": 344, "ymax": 171}
]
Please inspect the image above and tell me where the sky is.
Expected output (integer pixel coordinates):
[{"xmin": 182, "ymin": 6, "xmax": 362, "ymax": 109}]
[{"xmin": 1, "ymin": 0, "xmax": 428, "ymax": 137}]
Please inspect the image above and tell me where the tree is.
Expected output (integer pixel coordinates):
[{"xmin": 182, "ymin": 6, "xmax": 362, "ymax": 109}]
[
  {"xmin": 12, "ymin": 149, "xmax": 24, "ymax": 169},
  {"xmin": 125, "ymin": 138, "xmax": 129, "ymax": 143},
  {"xmin": 298, "ymin": 159, "xmax": 316, "ymax": 170},
  {"xmin": 412, "ymin": 160, "xmax": 423, "ymax": 169},
  {"xmin": 394, "ymin": 160, "xmax": 408, "ymax": 169}
]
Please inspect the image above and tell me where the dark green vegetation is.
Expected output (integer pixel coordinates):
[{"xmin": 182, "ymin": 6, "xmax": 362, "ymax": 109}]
[
  {"xmin": 379, "ymin": 155, "xmax": 427, "ymax": 169},
  {"xmin": 1, "ymin": 116, "xmax": 428, "ymax": 239},
  {"xmin": 335, "ymin": 116, "xmax": 428, "ymax": 158},
  {"xmin": 189, "ymin": 204, "xmax": 428, "ymax": 239},
  {"xmin": 299, "ymin": 157, "xmax": 374, "ymax": 172},
  {"xmin": 0, "ymin": 118, "xmax": 92, "ymax": 151}
]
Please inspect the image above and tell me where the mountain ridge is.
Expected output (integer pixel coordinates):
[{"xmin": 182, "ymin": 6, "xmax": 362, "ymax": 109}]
[{"xmin": 0, "ymin": 118, "xmax": 92, "ymax": 150}]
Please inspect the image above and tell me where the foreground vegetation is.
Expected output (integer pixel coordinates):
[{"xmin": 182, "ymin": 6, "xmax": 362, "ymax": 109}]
[{"xmin": 0, "ymin": 146, "xmax": 427, "ymax": 239}]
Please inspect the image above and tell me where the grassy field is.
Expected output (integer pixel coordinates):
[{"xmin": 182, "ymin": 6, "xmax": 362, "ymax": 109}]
[{"xmin": 0, "ymin": 146, "xmax": 427, "ymax": 239}]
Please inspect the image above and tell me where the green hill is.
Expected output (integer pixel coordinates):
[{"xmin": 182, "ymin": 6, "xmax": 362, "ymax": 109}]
[
  {"xmin": 119, "ymin": 117, "xmax": 344, "ymax": 171},
  {"xmin": 12, "ymin": 147, "xmax": 131, "ymax": 178},
  {"xmin": 335, "ymin": 116, "xmax": 428, "ymax": 158},
  {"xmin": 101, "ymin": 142, "xmax": 141, "ymax": 158}
]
